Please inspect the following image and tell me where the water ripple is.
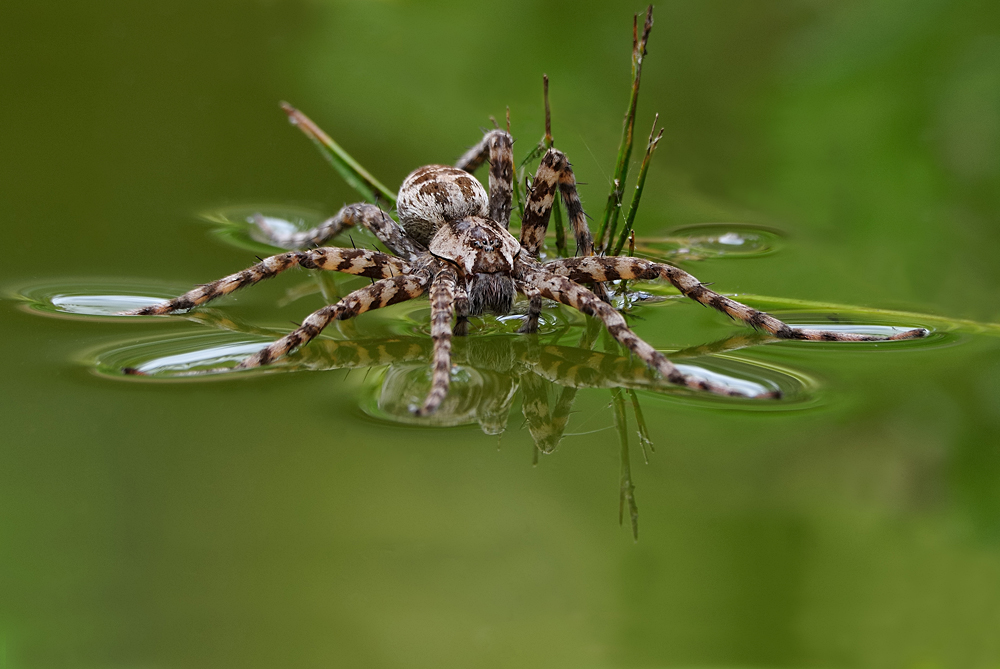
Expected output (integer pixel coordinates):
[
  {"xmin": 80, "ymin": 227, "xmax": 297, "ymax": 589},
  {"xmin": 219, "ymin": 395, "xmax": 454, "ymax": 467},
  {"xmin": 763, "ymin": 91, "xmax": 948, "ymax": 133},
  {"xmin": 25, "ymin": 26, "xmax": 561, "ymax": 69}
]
[
  {"xmin": 12, "ymin": 279, "xmax": 189, "ymax": 320},
  {"xmin": 635, "ymin": 223, "xmax": 784, "ymax": 261},
  {"xmin": 88, "ymin": 332, "xmax": 294, "ymax": 380}
]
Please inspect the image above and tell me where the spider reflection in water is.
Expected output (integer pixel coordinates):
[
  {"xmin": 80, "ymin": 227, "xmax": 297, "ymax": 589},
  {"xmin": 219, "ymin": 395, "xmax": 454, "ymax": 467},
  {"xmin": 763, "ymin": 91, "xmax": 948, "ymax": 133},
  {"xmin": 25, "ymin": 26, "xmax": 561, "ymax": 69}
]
[{"xmin": 131, "ymin": 308, "xmax": 789, "ymax": 539}]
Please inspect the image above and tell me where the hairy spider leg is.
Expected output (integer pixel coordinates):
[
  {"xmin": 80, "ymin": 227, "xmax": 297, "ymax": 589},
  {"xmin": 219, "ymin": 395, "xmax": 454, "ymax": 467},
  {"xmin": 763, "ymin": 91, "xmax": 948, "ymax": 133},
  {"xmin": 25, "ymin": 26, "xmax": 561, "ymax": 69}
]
[
  {"xmin": 514, "ymin": 281, "xmax": 543, "ymax": 334},
  {"xmin": 453, "ymin": 282, "xmax": 471, "ymax": 337},
  {"xmin": 236, "ymin": 272, "xmax": 432, "ymax": 369},
  {"xmin": 454, "ymin": 129, "xmax": 514, "ymax": 228},
  {"xmin": 416, "ymin": 266, "xmax": 459, "ymax": 415},
  {"xmin": 520, "ymin": 149, "xmax": 595, "ymax": 259},
  {"xmin": 517, "ymin": 261, "xmax": 778, "ymax": 398},
  {"xmin": 123, "ymin": 248, "xmax": 411, "ymax": 316},
  {"xmin": 257, "ymin": 203, "xmax": 424, "ymax": 259},
  {"xmin": 544, "ymin": 256, "xmax": 930, "ymax": 342}
]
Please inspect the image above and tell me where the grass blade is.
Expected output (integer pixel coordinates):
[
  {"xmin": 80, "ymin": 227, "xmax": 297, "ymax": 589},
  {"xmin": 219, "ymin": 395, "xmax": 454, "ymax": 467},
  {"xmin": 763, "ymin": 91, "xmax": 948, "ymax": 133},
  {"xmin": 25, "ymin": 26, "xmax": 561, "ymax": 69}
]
[
  {"xmin": 595, "ymin": 5, "xmax": 654, "ymax": 253},
  {"xmin": 612, "ymin": 114, "xmax": 664, "ymax": 256},
  {"xmin": 281, "ymin": 102, "xmax": 397, "ymax": 206}
]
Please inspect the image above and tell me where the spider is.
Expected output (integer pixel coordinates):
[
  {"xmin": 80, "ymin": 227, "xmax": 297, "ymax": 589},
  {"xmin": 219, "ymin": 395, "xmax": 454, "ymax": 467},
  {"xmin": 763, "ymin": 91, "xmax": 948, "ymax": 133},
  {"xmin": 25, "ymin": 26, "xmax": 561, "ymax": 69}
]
[{"xmin": 123, "ymin": 124, "xmax": 929, "ymax": 414}]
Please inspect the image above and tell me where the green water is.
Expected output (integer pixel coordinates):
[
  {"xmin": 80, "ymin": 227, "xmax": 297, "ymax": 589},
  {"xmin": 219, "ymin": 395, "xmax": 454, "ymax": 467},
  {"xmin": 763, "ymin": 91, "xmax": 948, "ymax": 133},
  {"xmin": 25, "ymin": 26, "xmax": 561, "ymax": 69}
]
[{"xmin": 3, "ymin": 1, "xmax": 1000, "ymax": 667}]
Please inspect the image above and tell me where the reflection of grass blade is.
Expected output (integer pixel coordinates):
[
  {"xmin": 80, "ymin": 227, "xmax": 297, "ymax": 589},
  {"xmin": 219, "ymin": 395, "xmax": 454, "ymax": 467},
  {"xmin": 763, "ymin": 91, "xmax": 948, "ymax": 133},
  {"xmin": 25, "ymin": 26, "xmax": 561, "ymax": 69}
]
[
  {"xmin": 281, "ymin": 102, "xmax": 397, "ymax": 206},
  {"xmin": 595, "ymin": 5, "xmax": 654, "ymax": 253},
  {"xmin": 613, "ymin": 115, "xmax": 663, "ymax": 256},
  {"xmin": 627, "ymin": 388, "xmax": 654, "ymax": 463},
  {"xmin": 614, "ymin": 388, "xmax": 639, "ymax": 541}
]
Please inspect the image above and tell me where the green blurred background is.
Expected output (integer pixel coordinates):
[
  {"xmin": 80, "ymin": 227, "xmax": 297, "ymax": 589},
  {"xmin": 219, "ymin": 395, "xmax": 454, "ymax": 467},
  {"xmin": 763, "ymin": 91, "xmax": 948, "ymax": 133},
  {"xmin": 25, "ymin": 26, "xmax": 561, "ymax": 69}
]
[{"xmin": 2, "ymin": 1, "xmax": 1000, "ymax": 667}]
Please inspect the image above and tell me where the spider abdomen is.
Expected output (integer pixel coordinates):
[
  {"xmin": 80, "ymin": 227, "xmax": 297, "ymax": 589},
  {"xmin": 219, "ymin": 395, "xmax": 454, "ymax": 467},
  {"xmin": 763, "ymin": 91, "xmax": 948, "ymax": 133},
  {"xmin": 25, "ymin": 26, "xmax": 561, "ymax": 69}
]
[{"xmin": 396, "ymin": 165, "xmax": 489, "ymax": 245}]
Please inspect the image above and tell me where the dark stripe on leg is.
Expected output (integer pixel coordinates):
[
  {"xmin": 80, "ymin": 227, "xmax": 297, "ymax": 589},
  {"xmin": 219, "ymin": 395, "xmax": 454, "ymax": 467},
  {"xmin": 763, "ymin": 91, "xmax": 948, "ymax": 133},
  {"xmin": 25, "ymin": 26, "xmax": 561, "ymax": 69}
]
[
  {"xmin": 123, "ymin": 252, "xmax": 301, "ymax": 315},
  {"xmin": 521, "ymin": 267, "xmax": 776, "ymax": 399},
  {"xmin": 237, "ymin": 272, "xmax": 430, "ymax": 369}
]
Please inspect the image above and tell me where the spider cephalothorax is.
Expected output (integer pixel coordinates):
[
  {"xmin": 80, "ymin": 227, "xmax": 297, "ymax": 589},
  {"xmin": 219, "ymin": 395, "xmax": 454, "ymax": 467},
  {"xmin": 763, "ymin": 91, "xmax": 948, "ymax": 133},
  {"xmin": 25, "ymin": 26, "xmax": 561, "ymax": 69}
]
[
  {"xmin": 428, "ymin": 216, "xmax": 519, "ymax": 316},
  {"xmin": 123, "ymin": 122, "xmax": 928, "ymax": 414}
]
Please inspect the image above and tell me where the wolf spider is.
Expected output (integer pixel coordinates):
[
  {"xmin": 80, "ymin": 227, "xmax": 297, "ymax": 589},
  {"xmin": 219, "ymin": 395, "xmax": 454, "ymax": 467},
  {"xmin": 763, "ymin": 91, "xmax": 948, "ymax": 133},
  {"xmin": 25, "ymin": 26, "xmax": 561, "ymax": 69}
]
[{"xmin": 123, "ymin": 128, "xmax": 928, "ymax": 414}]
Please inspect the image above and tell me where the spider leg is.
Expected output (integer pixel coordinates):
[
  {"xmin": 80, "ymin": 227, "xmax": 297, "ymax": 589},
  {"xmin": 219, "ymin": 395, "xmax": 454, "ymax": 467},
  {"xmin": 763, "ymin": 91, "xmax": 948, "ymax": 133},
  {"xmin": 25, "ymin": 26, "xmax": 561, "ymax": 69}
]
[
  {"xmin": 453, "ymin": 282, "xmax": 471, "ymax": 337},
  {"xmin": 237, "ymin": 272, "xmax": 431, "ymax": 369},
  {"xmin": 517, "ymin": 264, "xmax": 777, "ymax": 398},
  {"xmin": 515, "ymin": 282, "xmax": 543, "ymax": 334},
  {"xmin": 415, "ymin": 267, "xmax": 459, "ymax": 416},
  {"xmin": 520, "ymin": 149, "xmax": 595, "ymax": 259},
  {"xmin": 544, "ymin": 256, "xmax": 929, "ymax": 341},
  {"xmin": 454, "ymin": 129, "xmax": 514, "ymax": 228},
  {"xmin": 256, "ymin": 203, "xmax": 424, "ymax": 259},
  {"xmin": 122, "ymin": 248, "xmax": 411, "ymax": 316}
]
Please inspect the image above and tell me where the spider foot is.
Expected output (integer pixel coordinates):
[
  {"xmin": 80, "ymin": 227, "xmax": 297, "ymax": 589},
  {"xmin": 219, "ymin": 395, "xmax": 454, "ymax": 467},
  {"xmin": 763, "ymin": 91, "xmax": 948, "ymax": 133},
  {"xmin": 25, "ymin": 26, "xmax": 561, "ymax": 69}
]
[{"xmin": 516, "ymin": 318, "xmax": 540, "ymax": 335}]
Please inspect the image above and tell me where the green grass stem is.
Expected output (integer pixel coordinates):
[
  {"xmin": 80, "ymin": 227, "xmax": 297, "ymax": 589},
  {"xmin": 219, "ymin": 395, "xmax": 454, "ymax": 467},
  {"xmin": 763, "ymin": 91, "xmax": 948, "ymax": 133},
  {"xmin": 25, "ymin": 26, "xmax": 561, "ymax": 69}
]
[
  {"xmin": 281, "ymin": 102, "xmax": 397, "ymax": 206},
  {"xmin": 595, "ymin": 6, "xmax": 654, "ymax": 253},
  {"xmin": 612, "ymin": 115, "xmax": 663, "ymax": 256}
]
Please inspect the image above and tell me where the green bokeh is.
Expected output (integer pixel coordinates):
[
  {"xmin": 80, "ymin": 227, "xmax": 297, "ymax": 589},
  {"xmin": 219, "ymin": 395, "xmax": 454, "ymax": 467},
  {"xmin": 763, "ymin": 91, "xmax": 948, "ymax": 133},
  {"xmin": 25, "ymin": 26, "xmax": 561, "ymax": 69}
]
[{"xmin": 2, "ymin": 1, "xmax": 999, "ymax": 667}]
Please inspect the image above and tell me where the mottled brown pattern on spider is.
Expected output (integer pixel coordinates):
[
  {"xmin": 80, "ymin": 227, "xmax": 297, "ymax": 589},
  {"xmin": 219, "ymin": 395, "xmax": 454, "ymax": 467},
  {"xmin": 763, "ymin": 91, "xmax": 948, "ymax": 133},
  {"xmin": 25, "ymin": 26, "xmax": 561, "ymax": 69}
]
[
  {"xmin": 486, "ymin": 131, "xmax": 514, "ymax": 226},
  {"xmin": 520, "ymin": 149, "xmax": 594, "ymax": 258},
  {"xmin": 416, "ymin": 266, "xmax": 459, "ymax": 416},
  {"xmin": 123, "ymin": 116, "xmax": 928, "ymax": 414},
  {"xmin": 397, "ymin": 165, "xmax": 489, "ymax": 246}
]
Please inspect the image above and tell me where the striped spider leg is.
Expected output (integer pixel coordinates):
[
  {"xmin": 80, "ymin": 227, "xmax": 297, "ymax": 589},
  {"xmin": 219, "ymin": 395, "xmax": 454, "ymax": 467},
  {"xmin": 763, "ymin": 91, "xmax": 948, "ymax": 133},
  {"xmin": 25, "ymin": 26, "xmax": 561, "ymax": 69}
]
[
  {"xmin": 235, "ymin": 269, "xmax": 432, "ymax": 371},
  {"xmin": 419, "ymin": 264, "xmax": 459, "ymax": 415},
  {"xmin": 514, "ymin": 258, "xmax": 776, "ymax": 398},
  {"xmin": 543, "ymin": 256, "xmax": 930, "ymax": 342},
  {"xmin": 518, "ymin": 146, "xmax": 611, "ymax": 303},
  {"xmin": 255, "ymin": 202, "xmax": 424, "ymax": 260},
  {"xmin": 123, "ymin": 258, "xmax": 432, "ymax": 377},
  {"xmin": 515, "ymin": 282, "xmax": 543, "ymax": 334},
  {"xmin": 122, "ymin": 248, "xmax": 411, "ymax": 316},
  {"xmin": 454, "ymin": 128, "xmax": 514, "ymax": 228},
  {"xmin": 519, "ymin": 148, "xmax": 596, "ymax": 259}
]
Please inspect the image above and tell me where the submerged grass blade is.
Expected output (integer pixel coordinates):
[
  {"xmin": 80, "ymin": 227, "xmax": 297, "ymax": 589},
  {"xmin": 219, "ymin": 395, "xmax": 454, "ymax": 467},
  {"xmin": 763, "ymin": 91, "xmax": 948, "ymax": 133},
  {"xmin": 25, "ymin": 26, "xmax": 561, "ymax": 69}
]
[
  {"xmin": 613, "ymin": 115, "xmax": 664, "ymax": 256},
  {"xmin": 613, "ymin": 387, "xmax": 639, "ymax": 541},
  {"xmin": 281, "ymin": 102, "xmax": 397, "ymax": 206},
  {"xmin": 627, "ymin": 388, "xmax": 654, "ymax": 463},
  {"xmin": 595, "ymin": 5, "xmax": 654, "ymax": 253}
]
